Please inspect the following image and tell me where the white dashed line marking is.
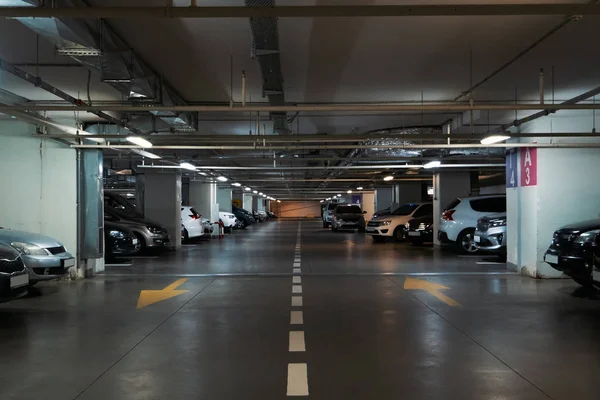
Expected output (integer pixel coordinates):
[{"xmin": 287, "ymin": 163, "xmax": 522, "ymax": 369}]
[
  {"xmin": 287, "ymin": 363, "xmax": 309, "ymax": 396},
  {"xmin": 293, "ymin": 276, "xmax": 302, "ymax": 284},
  {"xmin": 291, "ymin": 296, "xmax": 303, "ymax": 307},
  {"xmin": 292, "ymin": 285, "xmax": 303, "ymax": 294},
  {"xmin": 293, "ymin": 268, "xmax": 301, "ymax": 274},
  {"xmin": 293, "ymin": 262, "xmax": 301, "ymax": 267},
  {"xmin": 476, "ymin": 261, "xmax": 506, "ymax": 265},
  {"xmin": 290, "ymin": 310, "xmax": 304, "ymax": 324},
  {"xmin": 289, "ymin": 331, "xmax": 306, "ymax": 352}
]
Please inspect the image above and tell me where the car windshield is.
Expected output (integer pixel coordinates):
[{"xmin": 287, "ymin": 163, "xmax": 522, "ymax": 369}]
[
  {"xmin": 336, "ymin": 205, "xmax": 362, "ymax": 214},
  {"xmin": 392, "ymin": 204, "xmax": 420, "ymax": 216},
  {"xmin": 327, "ymin": 203, "xmax": 339, "ymax": 211}
]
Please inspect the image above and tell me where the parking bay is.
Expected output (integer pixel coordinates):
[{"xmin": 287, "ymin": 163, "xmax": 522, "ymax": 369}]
[{"xmin": 1, "ymin": 220, "xmax": 599, "ymax": 400}]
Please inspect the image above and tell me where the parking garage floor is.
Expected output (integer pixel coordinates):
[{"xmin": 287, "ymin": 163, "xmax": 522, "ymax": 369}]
[{"xmin": 1, "ymin": 220, "xmax": 600, "ymax": 400}]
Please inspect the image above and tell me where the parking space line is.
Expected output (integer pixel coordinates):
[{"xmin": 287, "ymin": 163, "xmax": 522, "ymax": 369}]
[
  {"xmin": 292, "ymin": 285, "xmax": 303, "ymax": 294},
  {"xmin": 293, "ymin": 276, "xmax": 302, "ymax": 284},
  {"xmin": 293, "ymin": 268, "xmax": 302, "ymax": 274},
  {"xmin": 289, "ymin": 331, "xmax": 306, "ymax": 352},
  {"xmin": 287, "ymin": 363, "xmax": 309, "ymax": 396},
  {"xmin": 290, "ymin": 311, "xmax": 304, "ymax": 324},
  {"xmin": 105, "ymin": 263, "xmax": 132, "ymax": 267},
  {"xmin": 293, "ymin": 262, "xmax": 301, "ymax": 267},
  {"xmin": 476, "ymin": 261, "xmax": 506, "ymax": 265},
  {"xmin": 291, "ymin": 296, "xmax": 303, "ymax": 307}
]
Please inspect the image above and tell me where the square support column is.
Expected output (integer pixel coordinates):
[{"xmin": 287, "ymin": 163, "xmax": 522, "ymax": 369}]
[
  {"xmin": 433, "ymin": 171, "xmax": 471, "ymax": 246},
  {"xmin": 144, "ymin": 172, "xmax": 182, "ymax": 249},
  {"xmin": 189, "ymin": 181, "xmax": 219, "ymax": 223},
  {"xmin": 217, "ymin": 188, "xmax": 233, "ymax": 212}
]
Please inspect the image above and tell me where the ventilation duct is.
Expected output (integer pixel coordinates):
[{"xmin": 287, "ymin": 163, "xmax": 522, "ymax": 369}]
[{"xmin": 8, "ymin": 0, "xmax": 197, "ymax": 133}]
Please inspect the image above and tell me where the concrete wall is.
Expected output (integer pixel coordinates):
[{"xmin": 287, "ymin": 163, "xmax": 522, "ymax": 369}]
[
  {"xmin": 243, "ymin": 193, "xmax": 253, "ymax": 210},
  {"xmin": 0, "ymin": 120, "xmax": 78, "ymax": 270},
  {"xmin": 279, "ymin": 201, "xmax": 321, "ymax": 218},
  {"xmin": 362, "ymin": 192, "xmax": 376, "ymax": 221},
  {"xmin": 480, "ymin": 184, "xmax": 506, "ymax": 195},
  {"xmin": 375, "ymin": 187, "xmax": 393, "ymax": 211},
  {"xmin": 395, "ymin": 182, "xmax": 423, "ymax": 205}
]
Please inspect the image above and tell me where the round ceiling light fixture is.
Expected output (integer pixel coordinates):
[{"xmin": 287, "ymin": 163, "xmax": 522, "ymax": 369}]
[
  {"xmin": 216, "ymin": 176, "xmax": 228, "ymax": 182},
  {"xmin": 383, "ymin": 175, "xmax": 394, "ymax": 181},
  {"xmin": 232, "ymin": 182, "xmax": 242, "ymax": 187},
  {"xmin": 356, "ymin": 186, "xmax": 363, "ymax": 190},
  {"xmin": 347, "ymin": 190, "xmax": 353, "ymax": 194}
]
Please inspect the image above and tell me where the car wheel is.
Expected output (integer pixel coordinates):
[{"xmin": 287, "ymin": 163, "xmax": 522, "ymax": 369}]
[
  {"xmin": 393, "ymin": 227, "xmax": 405, "ymax": 242},
  {"xmin": 135, "ymin": 233, "xmax": 147, "ymax": 252},
  {"xmin": 456, "ymin": 229, "xmax": 479, "ymax": 254},
  {"xmin": 183, "ymin": 229, "xmax": 189, "ymax": 241}
]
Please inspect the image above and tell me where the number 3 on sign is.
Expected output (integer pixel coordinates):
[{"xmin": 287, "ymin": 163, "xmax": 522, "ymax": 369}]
[{"xmin": 520, "ymin": 148, "xmax": 537, "ymax": 187}]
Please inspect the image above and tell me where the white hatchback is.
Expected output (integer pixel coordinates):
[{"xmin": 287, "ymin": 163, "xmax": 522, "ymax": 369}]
[
  {"xmin": 181, "ymin": 206, "xmax": 204, "ymax": 239},
  {"xmin": 219, "ymin": 211, "xmax": 237, "ymax": 228},
  {"xmin": 438, "ymin": 195, "xmax": 506, "ymax": 254}
]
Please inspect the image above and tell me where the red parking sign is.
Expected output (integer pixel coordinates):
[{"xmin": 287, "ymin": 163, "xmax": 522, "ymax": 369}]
[{"xmin": 520, "ymin": 148, "xmax": 537, "ymax": 187}]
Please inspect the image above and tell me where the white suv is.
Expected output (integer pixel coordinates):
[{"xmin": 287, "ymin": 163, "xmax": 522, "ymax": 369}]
[
  {"xmin": 366, "ymin": 203, "xmax": 433, "ymax": 242},
  {"xmin": 438, "ymin": 195, "xmax": 506, "ymax": 254}
]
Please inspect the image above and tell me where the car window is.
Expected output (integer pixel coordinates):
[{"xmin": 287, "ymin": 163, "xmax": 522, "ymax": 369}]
[
  {"xmin": 190, "ymin": 208, "xmax": 201, "ymax": 217},
  {"xmin": 445, "ymin": 198, "xmax": 461, "ymax": 211},
  {"xmin": 327, "ymin": 203, "xmax": 339, "ymax": 211},
  {"xmin": 413, "ymin": 204, "xmax": 433, "ymax": 218},
  {"xmin": 336, "ymin": 205, "xmax": 362, "ymax": 214},
  {"xmin": 470, "ymin": 197, "xmax": 506, "ymax": 212},
  {"xmin": 392, "ymin": 204, "xmax": 420, "ymax": 216}
]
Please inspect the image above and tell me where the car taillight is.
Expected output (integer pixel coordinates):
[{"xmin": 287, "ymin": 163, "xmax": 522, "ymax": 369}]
[
  {"xmin": 442, "ymin": 210, "xmax": 456, "ymax": 221},
  {"xmin": 190, "ymin": 214, "xmax": 200, "ymax": 220}
]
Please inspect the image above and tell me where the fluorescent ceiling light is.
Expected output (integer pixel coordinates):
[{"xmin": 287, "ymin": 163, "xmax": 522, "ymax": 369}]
[
  {"xmin": 277, "ymin": 200, "xmax": 281, "ymax": 203},
  {"xmin": 126, "ymin": 136, "xmax": 152, "ymax": 148},
  {"xmin": 245, "ymin": 187, "xmax": 252, "ymax": 191},
  {"xmin": 262, "ymin": 194, "xmax": 267, "ymax": 198},
  {"xmin": 198, "ymin": 172, "xmax": 207, "ymax": 176},
  {"xmin": 326, "ymin": 198, "xmax": 331, "ymax": 201},
  {"xmin": 180, "ymin": 162, "xmax": 196, "ymax": 171},
  {"xmin": 347, "ymin": 190, "xmax": 353, "ymax": 194},
  {"xmin": 131, "ymin": 149, "xmax": 161, "ymax": 159},
  {"xmin": 253, "ymin": 190, "xmax": 258, "ymax": 194},
  {"xmin": 259, "ymin": 192, "xmax": 264, "ymax": 195},
  {"xmin": 480, "ymin": 135, "xmax": 511, "ymax": 145},
  {"xmin": 216, "ymin": 176, "xmax": 228, "ymax": 182},
  {"xmin": 320, "ymin": 200, "xmax": 324, "ymax": 203},
  {"xmin": 337, "ymin": 194, "xmax": 342, "ymax": 197},
  {"xmin": 423, "ymin": 161, "xmax": 441, "ymax": 169},
  {"xmin": 232, "ymin": 182, "xmax": 242, "ymax": 187},
  {"xmin": 356, "ymin": 187, "xmax": 363, "ymax": 190},
  {"xmin": 383, "ymin": 176, "xmax": 394, "ymax": 181}
]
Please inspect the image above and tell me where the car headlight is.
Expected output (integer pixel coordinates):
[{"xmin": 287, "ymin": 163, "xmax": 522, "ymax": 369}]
[
  {"xmin": 147, "ymin": 226, "xmax": 163, "ymax": 234},
  {"xmin": 10, "ymin": 242, "xmax": 48, "ymax": 256},
  {"xmin": 109, "ymin": 230, "xmax": 125, "ymax": 239},
  {"xmin": 489, "ymin": 218, "xmax": 507, "ymax": 227},
  {"xmin": 572, "ymin": 230, "xmax": 600, "ymax": 244},
  {"xmin": 381, "ymin": 221, "xmax": 392, "ymax": 226}
]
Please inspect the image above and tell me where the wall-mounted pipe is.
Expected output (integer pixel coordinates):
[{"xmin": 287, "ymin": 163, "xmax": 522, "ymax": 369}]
[
  {"xmin": 241, "ymin": 70, "xmax": 247, "ymax": 107},
  {"xmin": 540, "ymin": 68, "xmax": 545, "ymax": 105}
]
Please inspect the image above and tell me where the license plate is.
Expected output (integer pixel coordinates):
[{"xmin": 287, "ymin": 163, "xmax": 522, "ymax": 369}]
[
  {"xmin": 408, "ymin": 231, "xmax": 421, "ymax": 237},
  {"xmin": 366, "ymin": 228, "xmax": 376, "ymax": 233},
  {"xmin": 10, "ymin": 274, "xmax": 29, "ymax": 289},
  {"xmin": 132, "ymin": 238, "xmax": 139, "ymax": 245},
  {"xmin": 545, "ymin": 254, "xmax": 559, "ymax": 264},
  {"xmin": 63, "ymin": 258, "xmax": 75, "ymax": 268},
  {"xmin": 474, "ymin": 235, "xmax": 481, "ymax": 243}
]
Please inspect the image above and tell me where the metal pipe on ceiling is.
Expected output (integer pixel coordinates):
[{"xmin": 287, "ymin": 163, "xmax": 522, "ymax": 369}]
[
  {"xmin": 135, "ymin": 164, "xmax": 505, "ymax": 170},
  {"xmin": 72, "ymin": 143, "xmax": 600, "ymax": 150},
  {"xmin": 1, "ymin": 4, "xmax": 599, "ymax": 18},
  {"xmin": 5, "ymin": 103, "xmax": 600, "ymax": 113}
]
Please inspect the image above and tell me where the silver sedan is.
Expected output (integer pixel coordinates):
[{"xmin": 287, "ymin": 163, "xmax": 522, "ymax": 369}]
[{"xmin": 0, "ymin": 229, "xmax": 74, "ymax": 284}]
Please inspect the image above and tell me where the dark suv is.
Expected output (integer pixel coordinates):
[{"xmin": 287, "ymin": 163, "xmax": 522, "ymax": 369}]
[
  {"xmin": 545, "ymin": 219, "xmax": 600, "ymax": 288},
  {"xmin": 0, "ymin": 243, "xmax": 29, "ymax": 302},
  {"xmin": 331, "ymin": 205, "xmax": 366, "ymax": 232}
]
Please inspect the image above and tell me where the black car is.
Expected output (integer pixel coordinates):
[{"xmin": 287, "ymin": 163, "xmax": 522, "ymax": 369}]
[
  {"xmin": 544, "ymin": 219, "xmax": 600, "ymax": 288},
  {"xmin": 104, "ymin": 221, "xmax": 140, "ymax": 260},
  {"xmin": 331, "ymin": 205, "xmax": 366, "ymax": 232},
  {"xmin": 0, "ymin": 243, "xmax": 29, "ymax": 302},
  {"xmin": 406, "ymin": 215, "xmax": 434, "ymax": 245},
  {"xmin": 232, "ymin": 206, "xmax": 256, "ymax": 227}
]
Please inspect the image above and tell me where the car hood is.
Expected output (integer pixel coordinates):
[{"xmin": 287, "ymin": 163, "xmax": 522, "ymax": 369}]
[
  {"xmin": 371, "ymin": 214, "xmax": 412, "ymax": 222},
  {"xmin": 0, "ymin": 229, "xmax": 63, "ymax": 248},
  {"xmin": 104, "ymin": 221, "xmax": 136, "ymax": 235},
  {"xmin": 557, "ymin": 218, "xmax": 600, "ymax": 233}
]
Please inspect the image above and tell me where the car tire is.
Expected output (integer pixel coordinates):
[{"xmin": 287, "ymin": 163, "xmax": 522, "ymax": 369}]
[
  {"xmin": 183, "ymin": 229, "xmax": 189, "ymax": 242},
  {"xmin": 135, "ymin": 233, "xmax": 147, "ymax": 253},
  {"xmin": 372, "ymin": 236, "xmax": 386, "ymax": 243},
  {"xmin": 393, "ymin": 227, "xmax": 405, "ymax": 242},
  {"xmin": 456, "ymin": 229, "xmax": 479, "ymax": 254}
]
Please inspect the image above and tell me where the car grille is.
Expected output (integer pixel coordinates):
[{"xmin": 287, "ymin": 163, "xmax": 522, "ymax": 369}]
[
  {"xmin": 0, "ymin": 256, "xmax": 26, "ymax": 274},
  {"xmin": 477, "ymin": 220, "xmax": 490, "ymax": 232},
  {"xmin": 368, "ymin": 221, "xmax": 381, "ymax": 227},
  {"xmin": 47, "ymin": 246, "xmax": 66, "ymax": 255},
  {"xmin": 418, "ymin": 223, "xmax": 427, "ymax": 230}
]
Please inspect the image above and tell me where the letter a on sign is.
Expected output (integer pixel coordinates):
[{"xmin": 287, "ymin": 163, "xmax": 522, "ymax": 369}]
[{"xmin": 520, "ymin": 148, "xmax": 537, "ymax": 187}]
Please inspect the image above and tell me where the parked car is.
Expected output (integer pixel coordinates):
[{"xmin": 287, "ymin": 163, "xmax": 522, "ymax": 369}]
[
  {"xmin": 545, "ymin": 219, "xmax": 600, "ymax": 288},
  {"xmin": 105, "ymin": 208, "xmax": 170, "ymax": 251},
  {"xmin": 331, "ymin": 205, "xmax": 366, "ymax": 232},
  {"xmin": 232, "ymin": 206, "xmax": 256, "ymax": 227},
  {"xmin": 367, "ymin": 203, "xmax": 433, "ymax": 242},
  {"xmin": 323, "ymin": 202, "xmax": 344, "ymax": 228},
  {"xmin": 372, "ymin": 207, "xmax": 393, "ymax": 219},
  {"xmin": 219, "ymin": 211, "xmax": 237, "ymax": 231},
  {"xmin": 438, "ymin": 195, "xmax": 506, "ymax": 254},
  {"xmin": 406, "ymin": 214, "xmax": 434, "ymax": 245},
  {"xmin": 0, "ymin": 243, "xmax": 29, "ymax": 301},
  {"xmin": 181, "ymin": 206, "xmax": 204, "ymax": 240},
  {"xmin": 267, "ymin": 212, "xmax": 277, "ymax": 219},
  {"xmin": 474, "ymin": 212, "xmax": 507, "ymax": 259},
  {"xmin": 0, "ymin": 228, "xmax": 74, "ymax": 285},
  {"xmin": 104, "ymin": 221, "xmax": 140, "ymax": 260}
]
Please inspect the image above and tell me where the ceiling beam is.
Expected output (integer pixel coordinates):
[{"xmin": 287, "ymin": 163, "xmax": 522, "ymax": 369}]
[{"xmin": 1, "ymin": 4, "xmax": 598, "ymax": 18}]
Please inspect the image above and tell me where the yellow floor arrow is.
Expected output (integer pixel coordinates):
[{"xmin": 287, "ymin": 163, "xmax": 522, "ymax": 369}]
[
  {"xmin": 137, "ymin": 278, "xmax": 189, "ymax": 309},
  {"xmin": 403, "ymin": 277, "xmax": 461, "ymax": 307}
]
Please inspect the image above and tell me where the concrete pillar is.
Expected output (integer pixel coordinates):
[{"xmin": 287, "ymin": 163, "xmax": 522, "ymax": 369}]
[
  {"xmin": 243, "ymin": 193, "xmax": 253, "ymax": 210},
  {"xmin": 393, "ymin": 182, "xmax": 422, "ymax": 206},
  {"xmin": 189, "ymin": 181, "xmax": 219, "ymax": 223},
  {"xmin": 217, "ymin": 188, "xmax": 233, "ymax": 212},
  {"xmin": 232, "ymin": 190, "xmax": 244, "ymax": 209},
  {"xmin": 362, "ymin": 191, "xmax": 376, "ymax": 221},
  {"xmin": 507, "ymin": 147, "xmax": 600, "ymax": 277},
  {"xmin": 433, "ymin": 171, "xmax": 471, "ymax": 246},
  {"xmin": 375, "ymin": 187, "xmax": 393, "ymax": 211},
  {"xmin": 252, "ymin": 196, "xmax": 259, "ymax": 212},
  {"xmin": 143, "ymin": 172, "xmax": 182, "ymax": 249}
]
